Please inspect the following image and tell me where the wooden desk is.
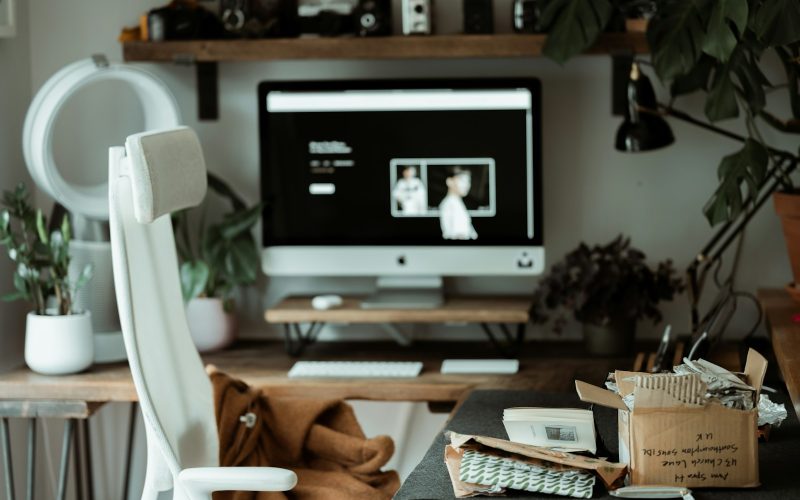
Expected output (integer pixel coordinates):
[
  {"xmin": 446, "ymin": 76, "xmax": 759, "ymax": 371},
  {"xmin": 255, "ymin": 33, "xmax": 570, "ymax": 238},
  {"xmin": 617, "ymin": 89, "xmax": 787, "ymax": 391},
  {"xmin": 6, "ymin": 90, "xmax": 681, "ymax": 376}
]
[
  {"xmin": 758, "ymin": 289, "xmax": 800, "ymax": 416},
  {"xmin": 0, "ymin": 340, "xmax": 627, "ymax": 405},
  {"xmin": 265, "ymin": 296, "xmax": 533, "ymax": 356},
  {"xmin": 0, "ymin": 340, "xmax": 629, "ymax": 499},
  {"xmin": 0, "ymin": 339, "xmax": 637, "ymax": 499}
]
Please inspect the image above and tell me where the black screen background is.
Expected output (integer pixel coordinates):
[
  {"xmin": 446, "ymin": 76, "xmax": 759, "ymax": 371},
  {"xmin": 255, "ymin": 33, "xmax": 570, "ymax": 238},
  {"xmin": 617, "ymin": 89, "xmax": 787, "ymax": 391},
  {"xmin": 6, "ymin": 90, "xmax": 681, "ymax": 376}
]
[{"xmin": 260, "ymin": 88, "xmax": 542, "ymax": 246}]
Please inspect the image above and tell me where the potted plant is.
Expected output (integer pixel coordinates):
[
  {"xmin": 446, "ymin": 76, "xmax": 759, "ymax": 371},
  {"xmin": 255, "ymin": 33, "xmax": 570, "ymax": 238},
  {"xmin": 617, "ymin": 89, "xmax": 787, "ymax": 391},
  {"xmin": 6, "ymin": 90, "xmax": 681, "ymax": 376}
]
[
  {"xmin": 0, "ymin": 183, "xmax": 94, "ymax": 375},
  {"xmin": 173, "ymin": 174, "xmax": 263, "ymax": 352},
  {"xmin": 531, "ymin": 236, "xmax": 683, "ymax": 356},
  {"xmin": 540, "ymin": 1, "xmax": 800, "ymax": 299}
]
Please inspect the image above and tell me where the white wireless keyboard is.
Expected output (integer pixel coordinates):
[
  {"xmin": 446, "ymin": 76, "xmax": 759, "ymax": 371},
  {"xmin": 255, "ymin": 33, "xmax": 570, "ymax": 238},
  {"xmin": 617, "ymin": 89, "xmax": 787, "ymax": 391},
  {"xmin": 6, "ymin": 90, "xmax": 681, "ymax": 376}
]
[{"xmin": 288, "ymin": 361, "xmax": 423, "ymax": 378}]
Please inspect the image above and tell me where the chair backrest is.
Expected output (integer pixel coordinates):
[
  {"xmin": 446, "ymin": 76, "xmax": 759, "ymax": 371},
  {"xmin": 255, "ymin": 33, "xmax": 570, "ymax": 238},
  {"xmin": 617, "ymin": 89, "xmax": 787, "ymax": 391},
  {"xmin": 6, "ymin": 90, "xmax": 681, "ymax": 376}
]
[{"xmin": 109, "ymin": 127, "xmax": 217, "ymax": 478}]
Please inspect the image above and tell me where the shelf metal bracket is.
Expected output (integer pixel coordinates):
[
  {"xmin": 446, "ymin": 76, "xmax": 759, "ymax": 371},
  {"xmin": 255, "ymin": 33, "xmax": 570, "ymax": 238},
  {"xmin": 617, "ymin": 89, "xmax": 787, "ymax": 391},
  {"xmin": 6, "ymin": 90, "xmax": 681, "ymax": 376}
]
[
  {"xmin": 171, "ymin": 53, "xmax": 218, "ymax": 121},
  {"xmin": 195, "ymin": 62, "xmax": 219, "ymax": 121}
]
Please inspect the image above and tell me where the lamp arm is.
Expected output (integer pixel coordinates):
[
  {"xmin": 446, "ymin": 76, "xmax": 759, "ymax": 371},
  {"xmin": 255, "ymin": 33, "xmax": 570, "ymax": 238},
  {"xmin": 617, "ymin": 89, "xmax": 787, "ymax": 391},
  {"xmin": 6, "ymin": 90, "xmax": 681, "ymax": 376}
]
[
  {"xmin": 686, "ymin": 156, "xmax": 798, "ymax": 331},
  {"xmin": 641, "ymin": 104, "xmax": 797, "ymax": 160}
]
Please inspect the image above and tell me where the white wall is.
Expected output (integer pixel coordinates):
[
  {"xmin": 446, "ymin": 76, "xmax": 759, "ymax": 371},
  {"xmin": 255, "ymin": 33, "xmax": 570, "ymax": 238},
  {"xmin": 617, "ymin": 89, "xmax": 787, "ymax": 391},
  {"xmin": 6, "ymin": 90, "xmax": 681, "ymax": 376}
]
[
  {"xmin": 27, "ymin": 0, "xmax": 794, "ymax": 344},
  {"xmin": 0, "ymin": 1, "xmax": 36, "ymax": 497},
  {"xmin": 7, "ymin": 0, "xmax": 797, "ymax": 498}
]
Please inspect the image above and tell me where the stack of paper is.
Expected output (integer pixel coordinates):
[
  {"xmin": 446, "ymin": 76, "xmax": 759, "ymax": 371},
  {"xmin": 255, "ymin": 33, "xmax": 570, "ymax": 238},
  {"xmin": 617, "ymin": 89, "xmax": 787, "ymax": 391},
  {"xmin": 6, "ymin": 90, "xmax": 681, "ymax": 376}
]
[
  {"xmin": 444, "ymin": 432, "xmax": 627, "ymax": 498},
  {"xmin": 458, "ymin": 449, "xmax": 596, "ymax": 499},
  {"xmin": 503, "ymin": 408, "xmax": 597, "ymax": 454}
]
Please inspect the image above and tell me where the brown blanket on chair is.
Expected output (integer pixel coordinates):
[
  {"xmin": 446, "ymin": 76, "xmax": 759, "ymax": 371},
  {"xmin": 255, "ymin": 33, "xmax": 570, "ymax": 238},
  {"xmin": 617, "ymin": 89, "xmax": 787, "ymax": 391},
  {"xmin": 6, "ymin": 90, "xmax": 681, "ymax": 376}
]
[{"xmin": 208, "ymin": 366, "xmax": 400, "ymax": 500}]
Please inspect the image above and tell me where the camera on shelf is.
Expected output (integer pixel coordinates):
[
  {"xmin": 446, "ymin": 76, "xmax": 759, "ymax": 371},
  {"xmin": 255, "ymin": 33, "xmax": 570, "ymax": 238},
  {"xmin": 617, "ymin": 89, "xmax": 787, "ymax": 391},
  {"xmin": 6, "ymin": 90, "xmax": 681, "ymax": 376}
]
[
  {"xmin": 297, "ymin": 0, "xmax": 391, "ymax": 37},
  {"xmin": 512, "ymin": 0, "xmax": 546, "ymax": 34},
  {"xmin": 401, "ymin": 0, "xmax": 433, "ymax": 35},
  {"xmin": 463, "ymin": 0, "xmax": 493, "ymax": 34},
  {"xmin": 353, "ymin": 0, "xmax": 391, "ymax": 37},
  {"xmin": 147, "ymin": 1, "xmax": 226, "ymax": 41},
  {"xmin": 298, "ymin": 0, "xmax": 355, "ymax": 37},
  {"xmin": 219, "ymin": 0, "xmax": 300, "ymax": 38}
]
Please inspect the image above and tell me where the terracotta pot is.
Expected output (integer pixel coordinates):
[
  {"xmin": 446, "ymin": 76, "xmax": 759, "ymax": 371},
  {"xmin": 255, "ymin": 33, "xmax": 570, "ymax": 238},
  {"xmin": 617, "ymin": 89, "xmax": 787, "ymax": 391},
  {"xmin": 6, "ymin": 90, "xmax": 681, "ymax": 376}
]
[
  {"xmin": 773, "ymin": 192, "xmax": 800, "ymax": 302},
  {"xmin": 185, "ymin": 298, "xmax": 237, "ymax": 352},
  {"xmin": 582, "ymin": 318, "xmax": 636, "ymax": 357}
]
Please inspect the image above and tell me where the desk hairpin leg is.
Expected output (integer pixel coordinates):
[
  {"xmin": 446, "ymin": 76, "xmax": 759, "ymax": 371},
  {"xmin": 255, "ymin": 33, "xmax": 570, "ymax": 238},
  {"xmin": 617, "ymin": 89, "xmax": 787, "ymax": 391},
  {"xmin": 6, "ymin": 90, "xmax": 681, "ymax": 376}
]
[
  {"xmin": 73, "ymin": 420, "xmax": 84, "ymax": 500},
  {"xmin": 1, "ymin": 417, "xmax": 14, "ymax": 500},
  {"xmin": 27, "ymin": 418, "xmax": 35, "ymax": 500},
  {"xmin": 480, "ymin": 323, "xmax": 526, "ymax": 358},
  {"xmin": 123, "ymin": 402, "xmax": 138, "ymax": 500},
  {"xmin": 81, "ymin": 419, "xmax": 94, "ymax": 500},
  {"xmin": 283, "ymin": 322, "xmax": 325, "ymax": 357},
  {"xmin": 57, "ymin": 420, "xmax": 74, "ymax": 500}
]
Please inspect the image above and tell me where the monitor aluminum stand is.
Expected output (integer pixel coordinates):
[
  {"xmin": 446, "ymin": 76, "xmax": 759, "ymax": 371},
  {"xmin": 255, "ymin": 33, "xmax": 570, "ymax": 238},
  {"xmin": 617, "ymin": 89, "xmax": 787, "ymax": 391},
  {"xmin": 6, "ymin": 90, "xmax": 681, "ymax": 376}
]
[{"xmin": 361, "ymin": 276, "xmax": 444, "ymax": 309}]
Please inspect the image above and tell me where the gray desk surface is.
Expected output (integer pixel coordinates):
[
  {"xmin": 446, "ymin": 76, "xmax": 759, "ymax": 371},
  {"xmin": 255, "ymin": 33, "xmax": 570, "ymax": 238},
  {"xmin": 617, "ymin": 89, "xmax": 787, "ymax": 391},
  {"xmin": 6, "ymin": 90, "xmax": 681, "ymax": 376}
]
[{"xmin": 395, "ymin": 390, "xmax": 800, "ymax": 499}]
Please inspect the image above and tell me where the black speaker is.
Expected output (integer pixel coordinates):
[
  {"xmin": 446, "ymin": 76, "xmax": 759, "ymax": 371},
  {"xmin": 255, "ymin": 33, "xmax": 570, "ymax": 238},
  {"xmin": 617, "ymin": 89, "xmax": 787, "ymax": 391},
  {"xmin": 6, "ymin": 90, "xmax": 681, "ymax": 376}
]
[
  {"xmin": 354, "ymin": 0, "xmax": 392, "ymax": 37},
  {"xmin": 463, "ymin": 0, "xmax": 493, "ymax": 34}
]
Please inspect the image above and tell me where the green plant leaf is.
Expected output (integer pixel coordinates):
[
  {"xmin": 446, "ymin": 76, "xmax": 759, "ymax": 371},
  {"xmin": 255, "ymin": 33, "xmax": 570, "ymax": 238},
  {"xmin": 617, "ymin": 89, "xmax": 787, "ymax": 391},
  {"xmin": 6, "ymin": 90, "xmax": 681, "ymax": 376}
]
[
  {"xmin": 61, "ymin": 215, "xmax": 71, "ymax": 244},
  {"xmin": 752, "ymin": 0, "xmax": 800, "ymax": 47},
  {"xmin": 73, "ymin": 264, "xmax": 94, "ymax": 293},
  {"xmin": 180, "ymin": 261, "xmax": 210, "ymax": 301},
  {"xmin": 35, "ymin": 210, "xmax": 48, "ymax": 244},
  {"xmin": 670, "ymin": 55, "xmax": 714, "ymax": 96},
  {"xmin": 1, "ymin": 291, "xmax": 28, "ymax": 302},
  {"xmin": 702, "ymin": 0, "xmax": 747, "ymax": 62},
  {"xmin": 219, "ymin": 203, "xmax": 263, "ymax": 240},
  {"xmin": 541, "ymin": 0, "xmax": 613, "ymax": 65},
  {"xmin": 703, "ymin": 139, "xmax": 769, "ymax": 226},
  {"xmin": 224, "ymin": 237, "xmax": 259, "ymax": 286},
  {"xmin": 734, "ymin": 55, "xmax": 767, "ymax": 114},
  {"xmin": 13, "ymin": 268, "xmax": 28, "ymax": 294},
  {"xmin": 705, "ymin": 68, "xmax": 739, "ymax": 121},
  {"xmin": 647, "ymin": 0, "xmax": 712, "ymax": 81},
  {"xmin": 207, "ymin": 173, "xmax": 246, "ymax": 211}
]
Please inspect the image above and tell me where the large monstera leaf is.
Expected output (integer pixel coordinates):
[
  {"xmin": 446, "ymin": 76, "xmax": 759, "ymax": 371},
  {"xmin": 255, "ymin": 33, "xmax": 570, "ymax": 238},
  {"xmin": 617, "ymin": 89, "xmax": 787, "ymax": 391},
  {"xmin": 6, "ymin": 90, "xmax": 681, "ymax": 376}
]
[
  {"xmin": 702, "ymin": 0, "xmax": 747, "ymax": 62},
  {"xmin": 703, "ymin": 139, "xmax": 769, "ymax": 226},
  {"xmin": 752, "ymin": 0, "xmax": 800, "ymax": 47},
  {"xmin": 541, "ymin": 0, "xmax": 613, "ymax": 65},
  {"xmin": 647, "ymin": 0, "xmax": 712, "ymax": 82}
]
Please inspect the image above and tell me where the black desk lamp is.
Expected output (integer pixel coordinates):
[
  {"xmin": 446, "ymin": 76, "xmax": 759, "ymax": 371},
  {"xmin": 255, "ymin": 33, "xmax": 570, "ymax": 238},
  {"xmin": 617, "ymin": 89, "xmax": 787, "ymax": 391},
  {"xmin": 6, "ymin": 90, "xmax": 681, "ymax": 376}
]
[
  {"xmin": 615, "ymin": 62, "xmax": 673, "ymax": 152},
  {"xmin": 614, "ymin": 61, "xmax": 799, "ymax": 345}
]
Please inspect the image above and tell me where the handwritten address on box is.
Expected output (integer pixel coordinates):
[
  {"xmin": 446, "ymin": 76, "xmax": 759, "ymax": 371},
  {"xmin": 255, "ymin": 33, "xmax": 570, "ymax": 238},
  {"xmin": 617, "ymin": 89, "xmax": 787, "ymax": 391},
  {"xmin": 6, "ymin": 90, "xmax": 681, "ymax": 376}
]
[{"xmin": 641, "ymin": 432, "xmax": 744, "ymax": 484}]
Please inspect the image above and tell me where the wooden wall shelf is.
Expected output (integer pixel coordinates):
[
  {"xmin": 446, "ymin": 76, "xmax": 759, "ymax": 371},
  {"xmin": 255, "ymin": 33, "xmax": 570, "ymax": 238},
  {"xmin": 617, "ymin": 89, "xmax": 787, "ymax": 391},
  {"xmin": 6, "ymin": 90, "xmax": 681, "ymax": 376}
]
[
  {"xmin": 121, "ymin": 32, "xmax": 648, "ymax": 121},
  {"xmin": 122, "ymin": 33, "xmax": 648, "ymax": 63}
]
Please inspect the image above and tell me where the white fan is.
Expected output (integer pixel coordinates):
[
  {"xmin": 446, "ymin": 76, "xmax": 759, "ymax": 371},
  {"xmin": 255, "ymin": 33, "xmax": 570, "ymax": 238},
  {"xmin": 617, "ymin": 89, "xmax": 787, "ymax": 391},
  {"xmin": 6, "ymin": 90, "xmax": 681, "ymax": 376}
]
[{"xmin": 23, "ymin": 56, "xmax": 181, "ymax": 362}]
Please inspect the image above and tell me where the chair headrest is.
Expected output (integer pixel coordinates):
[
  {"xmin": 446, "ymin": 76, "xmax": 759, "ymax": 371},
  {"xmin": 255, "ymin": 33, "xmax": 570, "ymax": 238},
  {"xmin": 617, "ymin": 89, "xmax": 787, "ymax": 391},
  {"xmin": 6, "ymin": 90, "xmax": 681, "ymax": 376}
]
[{"xmin": 125, "ymin": 127, "xmax": 208, "ymax": 224}]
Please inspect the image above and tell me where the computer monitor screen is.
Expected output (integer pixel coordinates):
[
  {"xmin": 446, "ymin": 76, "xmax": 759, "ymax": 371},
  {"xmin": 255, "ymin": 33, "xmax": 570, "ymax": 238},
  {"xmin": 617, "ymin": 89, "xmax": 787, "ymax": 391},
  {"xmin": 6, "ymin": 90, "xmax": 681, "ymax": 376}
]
[{"xmin": 259, "ymin": 79, "xmax": 543, "ymax": 276}]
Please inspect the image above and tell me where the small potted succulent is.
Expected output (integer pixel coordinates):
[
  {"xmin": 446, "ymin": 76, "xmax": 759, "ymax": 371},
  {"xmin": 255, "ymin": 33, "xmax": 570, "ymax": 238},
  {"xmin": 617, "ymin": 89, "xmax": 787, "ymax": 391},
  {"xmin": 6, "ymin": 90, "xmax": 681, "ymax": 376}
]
[
  {"xmin": 173, "ymin": 174, "xmax": 263, "ymax": 352},
  {"xmin": 0, "ymin": 183, "xmax": 94, "ymax": 374},
  {"xmin": 531, "ymin": 235, "xmax": 683, "ymax": 356}
]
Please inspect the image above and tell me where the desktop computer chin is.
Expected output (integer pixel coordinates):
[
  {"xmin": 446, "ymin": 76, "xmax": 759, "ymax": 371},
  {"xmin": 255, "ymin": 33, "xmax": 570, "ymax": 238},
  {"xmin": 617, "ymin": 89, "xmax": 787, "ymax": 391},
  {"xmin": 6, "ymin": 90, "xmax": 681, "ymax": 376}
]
[{"xmin": 258, "ymin": 78, "xmax": 544, "ymax": 309}]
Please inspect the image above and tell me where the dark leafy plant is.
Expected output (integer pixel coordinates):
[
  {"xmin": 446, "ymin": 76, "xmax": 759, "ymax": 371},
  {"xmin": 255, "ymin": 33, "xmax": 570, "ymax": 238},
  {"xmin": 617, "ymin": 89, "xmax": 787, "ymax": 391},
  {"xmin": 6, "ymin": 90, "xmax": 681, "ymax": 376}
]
[
  {"xmin": 173, "ymin": 173, "xmax": 263, "ymax": 310},
  {"xmin": 531, "ymin": 236, "xmax": 683, "ymax": 332},
  {"xmin": 542, "ymin": 0, "xmax": 800, "ymax": 226},
  {"xmin": 0, "ymin": 183, "xmax": 93, "ymax": 315}
]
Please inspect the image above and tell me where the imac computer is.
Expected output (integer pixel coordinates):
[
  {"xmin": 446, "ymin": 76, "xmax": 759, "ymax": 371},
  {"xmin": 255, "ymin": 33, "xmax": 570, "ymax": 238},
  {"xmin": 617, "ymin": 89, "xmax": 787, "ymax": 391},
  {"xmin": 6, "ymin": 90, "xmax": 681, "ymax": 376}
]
[{"xmin": 258, "ymin": 78, "xmax": 543, "ymax": 308}]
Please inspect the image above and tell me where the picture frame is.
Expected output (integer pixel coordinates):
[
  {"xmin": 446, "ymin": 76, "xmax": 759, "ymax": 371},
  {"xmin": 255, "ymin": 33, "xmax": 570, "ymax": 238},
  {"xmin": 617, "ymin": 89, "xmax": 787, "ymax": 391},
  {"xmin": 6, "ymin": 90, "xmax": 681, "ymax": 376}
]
[{"xmin": 0, "ymin": 0, "xmax": 16, "ymax": 38}]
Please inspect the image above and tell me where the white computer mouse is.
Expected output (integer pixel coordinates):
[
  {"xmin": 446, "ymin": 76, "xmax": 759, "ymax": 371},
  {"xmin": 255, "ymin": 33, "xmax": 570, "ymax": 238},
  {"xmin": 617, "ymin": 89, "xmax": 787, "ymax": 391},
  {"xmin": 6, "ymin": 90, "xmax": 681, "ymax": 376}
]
[{"xmin": 311, "ymin": 294, "xmax": 343, "ymax": 310}]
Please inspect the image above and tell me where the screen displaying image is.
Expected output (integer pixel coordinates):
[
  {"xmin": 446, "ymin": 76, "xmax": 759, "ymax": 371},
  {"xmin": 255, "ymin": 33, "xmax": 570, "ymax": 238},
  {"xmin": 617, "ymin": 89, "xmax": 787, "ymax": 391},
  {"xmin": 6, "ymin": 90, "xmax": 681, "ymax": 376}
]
[{"xmin": 260, "ymin": 81, "xmax": 541, "ymax": 246}]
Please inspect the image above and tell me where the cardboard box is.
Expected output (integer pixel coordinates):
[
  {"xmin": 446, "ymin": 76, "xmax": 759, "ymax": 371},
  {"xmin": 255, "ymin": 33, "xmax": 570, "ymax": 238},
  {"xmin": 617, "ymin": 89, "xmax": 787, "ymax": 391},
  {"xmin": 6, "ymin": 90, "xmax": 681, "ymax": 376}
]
[{"xmin": 576, "ymin": 349, "xmax": 767, "ymax": 489}]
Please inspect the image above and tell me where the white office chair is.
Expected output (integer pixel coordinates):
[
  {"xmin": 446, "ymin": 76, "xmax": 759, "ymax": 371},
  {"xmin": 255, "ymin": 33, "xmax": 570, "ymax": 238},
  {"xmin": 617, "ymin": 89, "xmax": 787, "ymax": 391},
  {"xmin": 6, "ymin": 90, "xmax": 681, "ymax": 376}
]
[{"xmin": 108, "ymin": 127, "xmax": 297, "ymax": 500}]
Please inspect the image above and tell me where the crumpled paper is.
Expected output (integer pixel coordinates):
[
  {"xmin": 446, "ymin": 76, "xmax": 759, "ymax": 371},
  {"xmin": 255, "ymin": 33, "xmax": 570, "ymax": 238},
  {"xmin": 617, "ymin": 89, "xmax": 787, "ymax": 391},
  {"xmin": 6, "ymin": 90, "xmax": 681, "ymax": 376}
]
[
  {"xmin": 604, "ymin": 360, "xmax": 788, "ymax": 428},
  {"xmin": 673, "ymin": 357, "xmax": 755, "ymax": 410},
  {"xmin": 758, "ymin": 394, "xmax": 788, "ymax": 427}
]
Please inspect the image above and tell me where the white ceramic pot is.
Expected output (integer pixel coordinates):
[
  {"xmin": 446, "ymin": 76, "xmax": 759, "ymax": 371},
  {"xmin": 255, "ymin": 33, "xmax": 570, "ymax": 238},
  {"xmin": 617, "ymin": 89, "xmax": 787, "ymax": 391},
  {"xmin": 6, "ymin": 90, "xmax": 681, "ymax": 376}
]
[
  {"xmin": 186, "ymin": 298, "xmax": 237, "ymax": 352},
  {"xmin": 25, "ymin": 311, "xmax": 94, "ymax": 375}
]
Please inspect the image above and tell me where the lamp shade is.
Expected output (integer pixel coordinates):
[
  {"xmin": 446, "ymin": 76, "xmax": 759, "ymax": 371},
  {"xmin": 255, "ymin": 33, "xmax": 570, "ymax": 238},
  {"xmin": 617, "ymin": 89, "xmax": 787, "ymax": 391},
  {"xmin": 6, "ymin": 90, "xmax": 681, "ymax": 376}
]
[{"xmin": 615, "ymin": 63, "xmax": 674, "ymax": 152}]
